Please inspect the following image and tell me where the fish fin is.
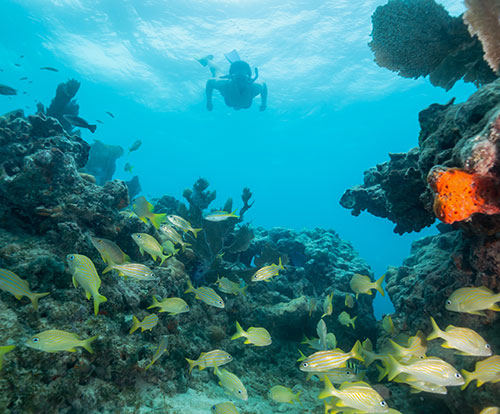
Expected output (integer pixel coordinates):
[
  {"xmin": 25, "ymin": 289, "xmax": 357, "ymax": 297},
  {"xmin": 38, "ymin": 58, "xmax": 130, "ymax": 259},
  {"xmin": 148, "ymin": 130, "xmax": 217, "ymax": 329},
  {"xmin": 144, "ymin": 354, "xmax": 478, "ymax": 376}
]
[
  {"xmin": 191, "ymin": 228, "xmax": 202, "ymax": 238},
  {"xmin": 427, "ymin": 316, "xmax": 442, "ymax": 341},
  {"xmin": 460, "ymin": 369, "xmax": 473, "ymax": 390},
  {"xmin": 85, "ymin": 290, "xmax": 92, "ymax": 300},
  {"xmin": 492, "ymin": 379, "xmax": 500, "ymax": 383},
  {"xmin": 29, "ymin": 292, "xmax": 50, "ymax": 310},
  {"xmin": 93, "ymin": 294, "xmax": 107, "ymax": 315},
  {"xmin": 294, "ymin": 390, "xmax": 301, "ymax": 403},
  {"xmin": 386, "ymin": 354, "xmax": 402, "ymax": 381},
  {"xmin": 375, "ymin": 363, "xmax": 387, "ymax": 381},
  {"xmin": 150, "ymin": 213, "xmax": 166, "ymax": 229},
  {"xmin": 352, "ymin": 316, "xmax": 357, "ymax": 329},
  {"xmin": 240, "ymin": 285, "xmax": 248, "ymax": 297},
  {"xmin": 231, "ymin": 321, "xmax": 245, "ymax": 341},
  {"xmin": 278, "ymin": 256, "xmax": 284, "ymax": 270},
  {"xmin": 355, "ymin": 293, "xmax": 359, "ymax": 300},
  {"xmin": 350, "ymin": 340, "xmax": 364, "ymax": 363},
  {"xmin": 102, "ymin": 265, "xmax": 113, "ymax": 274},
  {"xmin": 139, "ymin": 247, "xmax": 144, "ymax": 256},
  {"xmin": 489, "ymin": 303, "xmax": 500, "ymax": 311},
  {"xmin": 145, "ymin": 361, "xmax": 153, "ymax": 370},
  {"xmin": 139, "ymin": 217, "xmax": 148, "ymax": 225},
  {"xmin": 123, "ymin": 254, "xmax": 131, "ymax": 263},
  {"xmin": 151, "ymin": 254, "xmax": 157, "ymax": 262},
  {"xmin": 160, "ymin": 254, "xmax": 168, "ymax": 266},
  {"xmin": 147, "ymin": 296, "xmax": 159, "ymax": 310},
  {"xmin": 100, "ymin": 254, "xmax": 108, "ymax": 264},
  {"xmin": 67, "ymin": 348, "xmax": 77, "ymax": 352},
  {"xmin": 476, "ymin": 380, "xmax": 484, "ymax": 387},
  {"xmin": 14, "ymin": 294, "xmax": 23, "ymax": 300},
  {"xmin": 244, "ymin": 339, "xmax": 251, "ymax": 344},
  {"xmin": 318, "ymin": 375, "xmax": 336, "ymax": 399},
  {"xmin": 184, "ymin": 280, "xmax": 195, "ymax": 294},
  {"xmin": 468, "ymin": 310, "xmax": 486, "ymax": 316},
  {"xmin": 455, "ymin": 351, "xmax": 472, "ymax": 356},
  {"xmin": 81, "ymin": 335, "xmax": 98, "ymax": 353},
  {"xmin": 185, "ymin": 358, "xmax": 196, "ymax": 373},
  {"xmin": 89, "ymin": 124, "xmax": 97, "ymax": 133},
  {"xmin": 374, "ymin": 274, "xmax": 385, "ymax": 296},
  {"xmin": 305, "ymin": 372, "xmax": 313, "ymax": 381},
  {"xmin": 72, "ymin": 275, "xmax": 78, "ymax": 288}
]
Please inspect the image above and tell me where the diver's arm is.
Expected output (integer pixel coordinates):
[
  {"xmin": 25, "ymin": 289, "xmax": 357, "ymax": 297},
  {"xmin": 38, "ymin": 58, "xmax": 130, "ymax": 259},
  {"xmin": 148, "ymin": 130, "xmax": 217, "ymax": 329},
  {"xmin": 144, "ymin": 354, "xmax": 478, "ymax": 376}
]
[
  {"xmin": 205, "ymin": 79, "xmax": 215, "ymax": 111},
  {"xmin": 259, "ymin": 82, "xmax": 267, "ymax": 111}
]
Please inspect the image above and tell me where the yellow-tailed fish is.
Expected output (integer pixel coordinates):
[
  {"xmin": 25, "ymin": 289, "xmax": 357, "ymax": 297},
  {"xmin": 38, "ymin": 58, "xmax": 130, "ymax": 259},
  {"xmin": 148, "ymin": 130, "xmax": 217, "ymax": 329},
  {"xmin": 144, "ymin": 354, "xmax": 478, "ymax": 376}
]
[
  {"xmin": 382, "ymin": 315, "xmax": 394, "ymax": 335},
  {"xmin": 214, "ymin": 366, "xmax": 248, "ymax": 401},
  {"xmin": 102, "ymin": 263, "xmax": 155, "ymax": 281},
  {"xmin": 350, "ymin": 273, "xmax": 385, "ymax": 299},
  {"xmin": 306, "ymin": 361, "xmax": 365, "ymax": 383},
  {"xmin": 461, "ymin": 355, "xmax": 500, "ymax": 389},
  {"xmin": 166, "ymin": 214, "xmax": 202, "ymax": 238},
  {"xmin": 0, "ymin": 268, "xmax": 50, "ymax": 310},
  {"xmin": 338, "ymin": 311, "xmax": 357, "ymax": 328},
  {"xmin": 185, "ymin": 280, "xmax": 224, "ymax": 308},
  {"xmin": 159, "ymin": 224, "xmax": 191, "ymax": 252},
  {"xmin": 90, "ymin": 236, "xmax": 130, "ymax": 265},
  {"xmin": 204, "ymin": 210, "xmax": 239, "ymax": 222},
  {"xmin": 67, "ymin": 254, "xmax": 107, "ymax": 315},
  {"xmin": 345, "ymin": 293, "xmax": 355, "ymax": 308},
  {"xmin": 147, "ymin": 296, "xmax": 190, "ymax": 315},
  {"xmin": 145, "ymin": 337, "xmax": 169, "ymax": 370},
  {"xmin": 186, "ymin": 349, "xmax": 233, "ymax": 372},
  {"xmin": 162, "ymin": 240, "xmax": 180, "ymax": 257},
  {"xmin": 132, "ymin": 196, "xmax": 166, "ymax": 229},
  {"xmin": 389, "ymin": 331, "xmax": 427, "ymax": 362},
  {"xmin": 211, "ymin": 402, "xmax": 239, "ymax": 414},
  {"xmin": 251, "ymin": 257, "xmax": 284, "ymax": 282},
  {"xmin": 322, "ymin": 292, "xmax": 334, "ymax": 318},
  {"xmin": 231, "ymin": 321, "xmax": 271, "ymax": 346},
  {"xmin": 427, "ymin": 316, "xmax": 491, "ymax": 356},
  {"xmin": 268, "ymin": 385, "xmax": 301, "ymax": 404},
  {"xmin": 393, "ymin": 373, "xmax": 447, "ymax": 395},
  {"xmin": 0, "ymin": 345, "xmax": 15, "ymax": 370},
  {"xmin": 215, "ymin": 276, "xmax": 247, "ymax": 296},
  {"xmin": 446, "ymin": 286, "xmax": 500, "ymax": 316},
  {"xmin": 129, "ymin": 314, "xmax": 159, "ymax": 334},
  {"xmin": 318, "ymin": 377, "xmax": 389, "ymax": 413},
  {"xmin": 26, "ymin": 330, "xmax": 97, "ymax": 353},
  {"xmin": 480, "ymin": 408, "xmax": 500, "ymax": 414},
  {"xmin": 131, "ymin": 233, "xmax": 170, "ymax": 264},
  {"xmin": 302, "ymin": 334, "xmax": 336, "ymax": 351},
  {"xmin": 386, "ymin": 355, "xmax": 464, "ymax": 386},
  {"xmin": 299, "ymin": 340, "xmax": 364, "ymax": 372}
]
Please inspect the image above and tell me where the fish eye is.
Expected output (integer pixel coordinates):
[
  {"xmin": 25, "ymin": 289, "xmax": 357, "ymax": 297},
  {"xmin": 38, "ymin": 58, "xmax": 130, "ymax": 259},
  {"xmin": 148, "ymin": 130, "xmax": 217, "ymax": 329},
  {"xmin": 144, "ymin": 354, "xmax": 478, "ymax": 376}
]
[
  {"xmin": 302, "ymin": 362, "xmax": 308, "ymax": 368},
  {"xmin": 32, "ymin": 337, "xmax": 39, "ymax": 343},
  {"xmin": 211, "ymin": 406, "xmax": 216, "ymax": 411},
  {"xmin": 455, "ymin": 373, "xmax": 462, "ymax": 379},
  {"xmin": 218, "ymin": 300, "xmax": 223, "ymax": 305},
  {"xmin": 68, "ymin": 255, "xmax": 74, "ymax": 261},
  {"xmin": 380, "ymin": 401, "xmax": 387, "ymax": 407},
  {"xmin": 136, "ymin": 234, "xmax": 141, "ymax": 238},
  {"xmin": 346, "ymin": 371, "xmax": 351, "ymax": 375},
  {"xmin": 446, "ymin": 300, "xmax": 451, "ymax": 305},
  {"xmin": 227, "ymin": 355, "xmax": 232, "ymax": 359},
  {"xmin": 149, "ymin": 273, "xmax": 154, "ymax": 278},
  {"xmin": 486, "ymin": 344, "xmax": 491, "ymax": 349}
]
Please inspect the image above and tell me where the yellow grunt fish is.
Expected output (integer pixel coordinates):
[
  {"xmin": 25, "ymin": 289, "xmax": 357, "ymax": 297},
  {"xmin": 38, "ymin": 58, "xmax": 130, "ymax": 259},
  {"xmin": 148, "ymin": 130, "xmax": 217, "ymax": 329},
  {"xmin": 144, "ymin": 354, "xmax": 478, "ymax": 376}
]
[
  {"xmin": 268, "ymin": 385, "xmax": 301, "ymax": 404},
  {"xmin": 0, "ymin": 345, "xmax": 15, "ymax": 370},
  {"xmin": 461, "ymin": 355, "xmax": 500, "ymax": 389},
  {"xmin": 0, "ymin": 268, "xmax": 50, "ymax": 310},
  {"xmin": 129, "ymin": 314, "xmax": 159, "ymax": 334},
  {"xmin": 162, "ymin": 240, "xmax": 180, "ymax": 257},
  {"xmin": 479, "ymin": 408, "xmax": 500, "ymax": 414},
  {"xmin": 382, "ymin": 315, "xmax": 394, "ymax": 335},
  {"xmin": 67, "ymin": 254, "xmax": 107, "ymax": 315},
  {"xmin": 147, "ymin": 296, "xmax": 189, "ymax": 315},
  {"xmin": 299, "ymin": 341, "xmax": 364, "ymax": 372},
  {"xmin": 322, "ymin": 292, "xmax": 334, "ymax": 318},
  {"xmin": 211, "ymin": 402, "xmax": 239, "ymax": 414},
  {"xmin": 26, "ymin": 330, "xmax": 97, "ymax": 353},
  {"xmin": 204, "ymin": 210, "xmax": 239, "ymax": 222},
  {"xmin": 350, "ymin": 273, "xmax": 385, "ymax": 299},
  {"xmin": 131, "ymin": 233, "xmax": 170, "ymax": 265},
  {"xmin": 215, "ymin": 276, "xmax": 247, "ymax": 296},
  {"xmin": 251, "ymin": 257, "xmax": 284, "ymax": 282},
  {"xmin": 214, "ymin": 366, "xmax": 248, "ymax": 401},
  {"xmin": 427, "ymin": 316, "xmax": 491, "ymax": 356},
  {"xmin": 231, "ymin": 321, "xmax": 272, "ymax": 346},
  {"xmin": 103, "ymin": 263, "xmax": 155, "ymax": 281},
  {"xmin": 132, "ymin": 196, "xmax": 166, "ymax": 229},
  {"xmin": 338, "ymin": 311, "xmax": 357, "ymax": 328},
  {"xmin": 185, "ymin": 280, "xmax": 224, "ymax": 308},
  {"xmin": 306, "ymin": 360, "xmax": 365, "ymax": 383},
  {"xmin": 90, "ymin": 236, "xmax": 130, "ymax": 265},
  {"xmin": 145, "ymin": 337, "xmax": 169, "ymax": 370},
  {"xmin": 445, "ymin": 286, "xmax": 500, "ymax": 316},
  {"xmin": 166, "ymin": 215, "xmax": 202, "ymax": 238},
  {"xmin": 345, "ymin": 293, "xmax": 355, "ymax": 308},
  {"xmin": 186, "ymin": 349, "xmax": 233, "ymax": 372},
  {"xmin": 389, "ymin": 331, "xmax": 427, "ymax": 362},
  {"xmin": 159, "ymin": 224, "xmax": 191, "ymax": 252}
]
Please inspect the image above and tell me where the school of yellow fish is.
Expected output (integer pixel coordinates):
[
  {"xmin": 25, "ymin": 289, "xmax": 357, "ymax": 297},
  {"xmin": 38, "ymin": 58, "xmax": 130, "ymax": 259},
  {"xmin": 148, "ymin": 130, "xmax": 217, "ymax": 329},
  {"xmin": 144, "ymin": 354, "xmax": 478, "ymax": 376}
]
[{"xmin": 0, "ymin": 196, "xmax": 499, "ymax": 413}]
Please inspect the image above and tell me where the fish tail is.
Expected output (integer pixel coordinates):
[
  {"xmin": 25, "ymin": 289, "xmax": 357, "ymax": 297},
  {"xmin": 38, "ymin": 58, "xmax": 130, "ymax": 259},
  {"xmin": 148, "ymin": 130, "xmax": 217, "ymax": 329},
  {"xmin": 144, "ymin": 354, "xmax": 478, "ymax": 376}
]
[
  {"xmin": 374, "ymin": 274, "xmax": 385, "ymax": 296},
  {"xmin": 124, "ymin": 254, "xmax": 131, "ymax": 263},
  {"xmin": 350, "ymin": 340, "xmax": 364, "ymax": 363},
  {"xmin": 375, "ymin": 363, "xmax": 388, "ymax": 381},
  {"xmin": 191, "ymin": 228, "xmax": 202, "ymax": 238},
  {"xmin": 129, "ymin": 316, "xmax": 141, "ymax": 334},
  {"xmin": 102, "ymin": 265, "xmax": 114, "ymax": 274},
  {"xmin": 363, "ymin": 350, "xmax": 376, "ymax": 367},
  {"xmin": 147, "ymin": 296, "xmax": 159, "ymax": 310},
  {"xmin": 389, "ymin": 339, "xmax": 404, "ymax": 356},
  {"xmin": 160, "ymin": 253, "xmax": 169, "ymax": 266},
  {"xmin": 181, "ymin": 242, "xmax": 191, "ymax": 252},
  {"xmin": 297, "ymin": 349, "xmax": 307, "ymax": 362},
  {"xmin": 29, "ymin": 292, "xmax": 50, "ymax": 310},
  {"xmin": 460, "ymin": 369, "xmax": 473, "ymax": 390},
  {"xmin": 231, "ymin": 321, "xmax": 245, "ymax": 340},
  {"xmin": 184, "ymin": 279, "xmax": 195, "ymax": 294},
  {"xmin": 93, "ymin": 294, "xmax": 107, "ymax": 316},
  {"xmin": 185, "ymin": 358, "xmax": 197, "ymax": 373},
  {"xmin": 230, "ymin": 209, "xmax": 239, "ymax": 218},
  {"xmin": 150, "ymin": 213, "xmax": 166, "ymax": 229},
  {"xmin": 318, "ymin": 375, "xmax": 337, "ymax": 399},
  {"xmin": 386, "ymin": 354, "xmax": 402, "ymax": 381},
  {"xmin": 278, "ymin": 256, "xmax": 284, "ymax": 270},
  {"xmin": 82, "ymin": 335, "xmax": 98, "ymax": 354},
  {"xmin": 427, "ymin": 316, "xmax": 443, "ymax": 341},
  {"xmin": 294, "ymin": 390, "xmax": 301, "ymax": 403},
  {"xmin": 89, "ymin": 124, "xmax": 97, "ymax": 133},
  {"xmin": 351, "ymin": 316, "xmax": 357, "ymax": 329},
  {"xmin": 240, "ymin": 285, "xmax": 248, "ymax": 297}
]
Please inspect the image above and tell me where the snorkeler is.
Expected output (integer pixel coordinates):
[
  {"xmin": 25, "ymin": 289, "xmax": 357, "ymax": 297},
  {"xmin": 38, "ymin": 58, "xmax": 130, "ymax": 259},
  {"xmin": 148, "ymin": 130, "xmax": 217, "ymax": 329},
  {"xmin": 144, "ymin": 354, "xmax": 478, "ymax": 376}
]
[{"xmin": 200, "ymin": 51, "xmax": 267, "ymax": 112}]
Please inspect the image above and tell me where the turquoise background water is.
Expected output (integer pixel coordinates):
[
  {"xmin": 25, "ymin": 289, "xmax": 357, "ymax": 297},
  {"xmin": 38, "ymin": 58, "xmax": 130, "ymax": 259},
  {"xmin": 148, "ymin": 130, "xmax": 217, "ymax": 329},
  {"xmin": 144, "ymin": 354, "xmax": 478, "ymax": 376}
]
[{"xmin": 0, "ymin": 0, "xmax": 476, "ymax": 317}]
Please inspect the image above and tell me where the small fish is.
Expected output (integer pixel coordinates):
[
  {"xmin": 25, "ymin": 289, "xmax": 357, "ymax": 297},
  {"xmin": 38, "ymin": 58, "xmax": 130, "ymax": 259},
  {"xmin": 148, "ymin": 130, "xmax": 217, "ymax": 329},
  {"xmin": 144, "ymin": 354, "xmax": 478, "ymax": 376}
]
[
  {"xmin": 301, "ymin": 333, "xmax": 337, "ymax": 351},
  {"xmin": 90, "ymin": 236, "xmax": 130, "ymax": 265},
  {"xmin": 382, "ymin": 315, "xmax": 394, "ymax": 335},
  {"xmin": 461, "ymin": 355, "xmax": 500, "ymax": 389},
  {"xmin": 338, "ymin": 311, "xmax": 357, "ymax": 328},
  {"xmin": 185, "ymin": 280, "xmax": 224, "ymax": 308},
  {"xmin": 159, "ymin": 224, "xmax": 191, "ymax": 252},
  {"xmin": 131, "ymin": 233, "xmax": 170, "ymax": 264},
  {"xmin": 167, "ymin": 215, "xmax": 202, "ymax": 238},
  {"xmin": 106, "ymin": 111, "xmax": 114, "ymax": 118},
  {"xmin": 393, "ymin": 373, "xmax": 447, "ymax": 395},
  {"xmin": 251, "ymin": 257, "xmax": 284, "ymax": 282},
  {"xmin": 26, "ymin": 330, "xmax": 97, "ymax": 353},
  {"xmin": 322, "ymin": 292, "xmax": 334, "ymax": 318},
  {"xmin": 129, "ymin": 314, "xmax": 159, "ymax": 334},
  {"xmin": 309, "ymin": 297, "xmax": 317, "ymax": 316},
  {"xmin": 317, "ymin": 318, "xmax": 328, "ymax": 350},
  {"xmin": 162, "ymin": 240, "xmax": 180, "ymax": 257},
  {"xmin": 299, "ymin": 341, "xmax": 364, "ymax": 372},
  {"xmin": 19, "ymin": 77, "xmax": 28, "ymax": 81},
  {"xmin": 268, "ymin": 385, "xmax": 301, "ymax": 404},
  {"xmin": 128, "ymin": 139, "xmax": 142, "ymax": 152},
  {"xmin": 0, "ymin": 84, "xmax": 17, "ymax": 96},
  {"xmin": 40, "ymin": 66, "xmax": 59, "ymax": 72},
  {"xmin": 480, "ymin": 408, "xmax": 500, "ymax": 414},
  {"xmin": 147, "ymin": 296, "xmax": 189, "ymax": 315},
  {"xmin": 63, "ymin": 115, "xmax": 97, "ymax": 133},
  {"xmin": 0, "ymin": 345, "xmax": 15, "ymax": 370},
  {"xmin": 145, "ymin": 337, "xmax": 169, "ymax": 370},
  {"xmin": 124, "ymin": 162, "xmax": 134, "ymax": 173},
  {"xmin": 446, "ymin": 286, "xmax": 500, "ymax": 316},
  {"xmin": 427, "ymin": 316, "xmax": 491, "ymax": 356},
  {"xmin": 204, "ymin": 210, "xmax": 239, "ymax": 222},
  {"xmin": 211, "ymin": 402, "xmax": 239, "ymax": 414},
  {"xmin": 102, "ymin": 263, "xmax": 155, "ymax": 281},
  {"xmin": 318, "ymin": 378, "xmax": 389, "ymax": 413},
  {"xmin": 215, "ymin": 276, "xmax": 247, "ymax": 296},
  {"xmin": 0, "ymin": 268, "xmax": 50, "ymax": 310},
  {"xmin": 214, "ymin": 366, "xmax": 248, "ymax": 401},
  {"xmin": 66, "ymin": 254, "xmax": 107, "ymax": 315},
  {"xmin": 345, "ymin": 293, "xmax": 355, "ymax": 308},
  {"xmin": 231, "ymin": 321, "xmax": 271, "ymax": 346},
  {"xmin": 306, "ymin": 361, "xmax": 365, "ymax": 384},
  {"xmin": 389, "ymin": 332, "xmax": 427, "ymax": 362},
  {"xmin": 132, "ymin": 196, "xmax": 166, "ymax": 229},
  {"xmin": 350, "ymin": 273, "xmax": 385, "ymax": 299},
  {"xmin": 96, "ymin": 119, "xmax": 104, "ymax": 124},
  {"xmin": 185, "ymin": 349, "xmax": 233, "ymax": 372},
  {"xmin": 14, "ymin": 63, "xmax": 21, "ymax": 67}
]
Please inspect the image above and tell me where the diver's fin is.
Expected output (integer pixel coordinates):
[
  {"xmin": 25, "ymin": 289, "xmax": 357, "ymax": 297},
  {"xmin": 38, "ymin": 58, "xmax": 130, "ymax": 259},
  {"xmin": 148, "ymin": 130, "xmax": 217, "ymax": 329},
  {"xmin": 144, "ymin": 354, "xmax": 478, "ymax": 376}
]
[{"xmin": 224, "ymin": 49, "xmax": 240, "ymax": 63}]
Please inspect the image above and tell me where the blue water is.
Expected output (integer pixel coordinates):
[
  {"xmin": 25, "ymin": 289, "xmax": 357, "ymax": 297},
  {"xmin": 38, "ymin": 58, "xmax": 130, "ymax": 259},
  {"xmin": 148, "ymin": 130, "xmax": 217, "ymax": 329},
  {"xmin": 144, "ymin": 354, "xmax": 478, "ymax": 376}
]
[{"xmin": 0, "ymin": 0, "xmax": 475, "ymax": 318}]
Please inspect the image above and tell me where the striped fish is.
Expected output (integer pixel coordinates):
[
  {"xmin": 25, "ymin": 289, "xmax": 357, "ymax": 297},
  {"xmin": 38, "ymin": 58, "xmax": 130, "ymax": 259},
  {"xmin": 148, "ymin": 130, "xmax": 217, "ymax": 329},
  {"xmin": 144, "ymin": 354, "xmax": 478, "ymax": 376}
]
[
  {"xmin": 318, "ymin": 377, "xmax": 389, "ymax": 413},
  {"xmin": 306, "ymin": 360, "xmax": 365, "ymax": 383},
  {"xmin": 147, "ymin": 296, "xmax": 189, "ymax": 315},
  {"xmin": 427, "ymin": 316, "xmax": 491, "ymax": 356},
  {"xmin": 67, "ymin": 254, "xmax": 107, "ymax": 315},
  {"xmin": 251, "ymin": 257, "xmax": 284, "ymax": 282},
  {"xmin": 90, "ymin": 236, "xmax": 130, "ymax": 265},
  {"xmin": 145, "ymin": 337, "xmax": 169, "ymax": 370},
  {"xmin": 300, "ymin": 340, "xmax": 364, "ymax": 372},
  {"xmin": 461, "ymin": 355, "xmax": 500, "ymax": 389},
  {"xmin": 215, "ymin": 276, "xmax": 247, "ymax": 296},
  {"xmin": 0, "ymin": 345, "xmax": 15, "ymax": 370},
  {"xmin": 394, "ymin": 373, "xmax": 447, "ymax": 395},
  {"xmin": 132, "ymin": 196, "xmax": 166, "ymax": 229},
  {"xmin": 446, "ymin": 286, "xmax": 500, "ymax": 316},
  {"xmin": 131, "ymin": 233, "xmax": 170, "ymax": 265},
  {"xmin": 322, "ymin": 292, "xmax": 333, "ymax": 317},
  {"xmin": 185, "ymin": 280, "xmax": 224, "ymax": 308},
  {"xmin": 166, "ymin": 215, "xmax": 202, "ymax": 238},
  {"xmin": 480, "ymin": 408, "xmax": 500, "ymax": 414},
  {"xmin": 0, "ymin": 268, "xmax": 50, "ymax": 310},
  {"xmin": 159, "ymin": 224, "xmax": 191, "ymax": 252},
  {"xmin": 204, "ymin": 210, "xmax": 239, "ymax": 222},
  {"xmin": 26, "ymin": 330, "xmax": 97, "ymax": 353},
  {"xmin": 214, "ymin": 366, "xmax": 248, "ymax": 401},
  {"xmin": 231, "ymin": 321, "xmax": 271, "ymax": 347},
  {"xmin": 389, "ymin": 331, "xmax": 427, "ymax": 362},
  {"xmin": 102, "ymin": 263, "xmax": 155, "ymax": 281},
  {"xmin": 129, "ymin": 314, "xmax": 159, "ymax": 334},
  {"xmin": 211, "ymin": 402, "xmax": 239, "ymax": 414},
  {"xmin": 185, "ymin": 349, "xmax": 233, "ymax": 372}
]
